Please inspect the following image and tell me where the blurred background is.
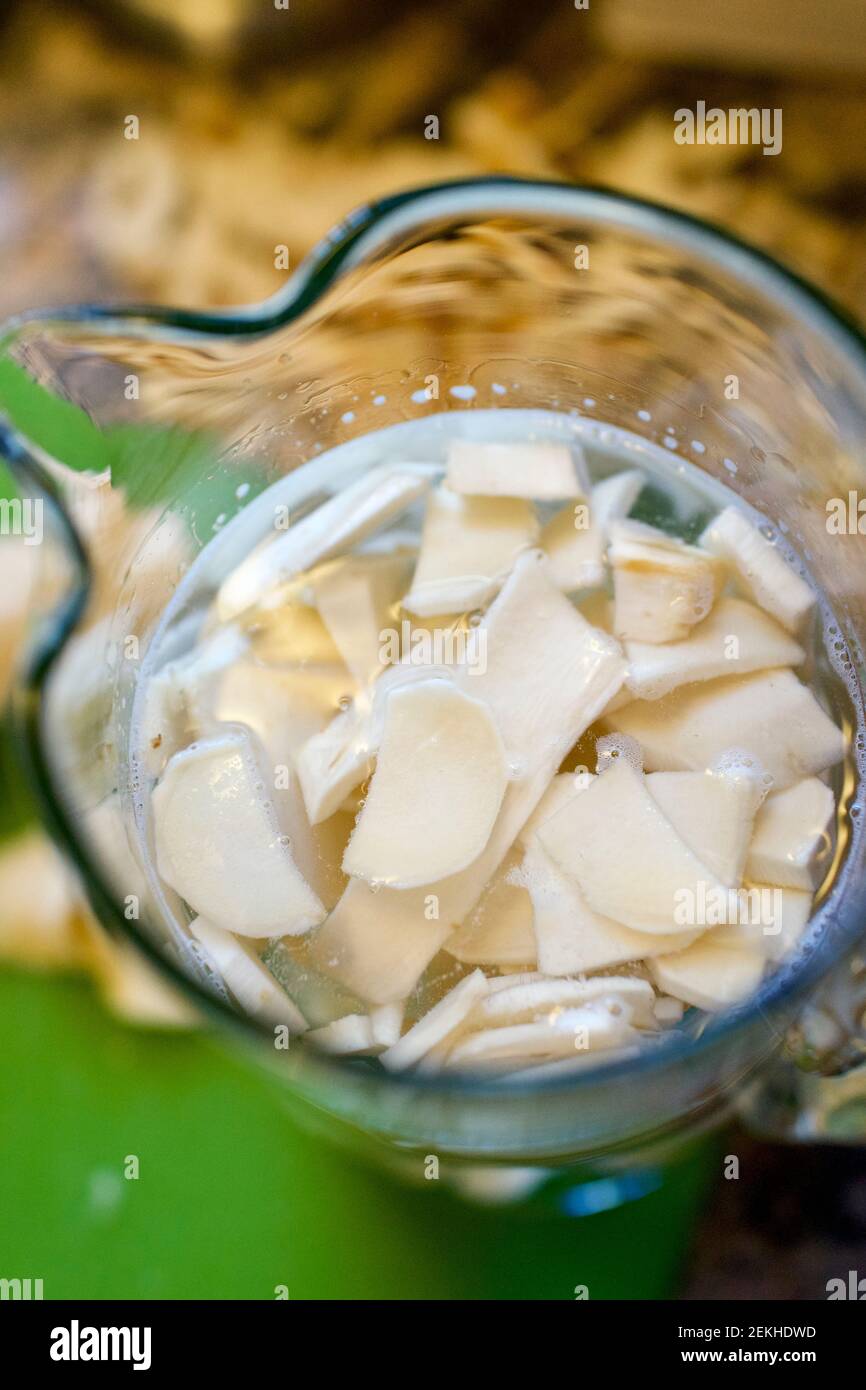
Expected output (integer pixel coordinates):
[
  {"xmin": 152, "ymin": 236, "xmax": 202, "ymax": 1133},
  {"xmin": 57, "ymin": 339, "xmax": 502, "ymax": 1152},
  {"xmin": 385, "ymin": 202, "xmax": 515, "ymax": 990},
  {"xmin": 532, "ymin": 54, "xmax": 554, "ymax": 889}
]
[{"xmin": 1, "ymin": 0, "xmax": 865, "ymax": 1299}]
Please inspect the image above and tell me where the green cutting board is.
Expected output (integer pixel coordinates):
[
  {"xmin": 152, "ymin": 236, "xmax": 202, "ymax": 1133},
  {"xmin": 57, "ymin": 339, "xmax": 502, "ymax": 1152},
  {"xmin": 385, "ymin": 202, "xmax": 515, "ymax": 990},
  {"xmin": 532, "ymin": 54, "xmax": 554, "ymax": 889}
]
[{"xmin": 0, "ymin": 968, "xmax": 717, "ymax": 1300}]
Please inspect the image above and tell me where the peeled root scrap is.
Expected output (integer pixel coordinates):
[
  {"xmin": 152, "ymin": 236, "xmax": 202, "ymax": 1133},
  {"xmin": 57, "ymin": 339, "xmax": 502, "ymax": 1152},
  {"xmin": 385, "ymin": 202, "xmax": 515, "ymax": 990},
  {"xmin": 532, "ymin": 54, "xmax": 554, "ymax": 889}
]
[
  {"xmin": 610, "ymin": 520, "xmax": 720, "ymax": 643},
  {"xmin": 189, "ymin": 916, "xmax": 308, "ymax": 1031},
  {"xmin": 342, "ymin": 679, "xmax": 508, "ymax": 888},
  {"xmin": 650, "ymin": 940, "xmax": 765, "ymax": 1012},
  {"xmin": 646, "ymin": 765, "xmax": 766, "ymax": 888},
  {"xmin": 217, "ymin": 463, "xmax": 435, "ymax": 621},
  {"xmin": 701, "ymin": 505, "xmax": 815, "ymax": 635},
  {"xmin": 746, "ymin": 778, "xmax": 835, "ymax": 891},
  {"xmin": 403, "ymin": 486, "xmax": 538, "ymax": 616},
  {"xmin": 153, "ymin": 728, "xmax": 325, "ymax": 937},
  {"xmin": 381, "ymin": 969, "xmax": 488, "ymax": 1071},
  {"xmin": 624, "ymin": 597, "xmax": 804, "ymax": 701},
  {"xmin": 446, "ymin": 440, "xmax": 586, "ymax": 500},
  {"xmin": 606, "ymin": 669, "xmax": 845, "ymax": 789},
  {"xmin": 542, "ymin": 469, "xmax": 644, "ymax": 593},
  {"xmin": 536, "ymin": 757, "xmax": 728, "ymax": 933}
]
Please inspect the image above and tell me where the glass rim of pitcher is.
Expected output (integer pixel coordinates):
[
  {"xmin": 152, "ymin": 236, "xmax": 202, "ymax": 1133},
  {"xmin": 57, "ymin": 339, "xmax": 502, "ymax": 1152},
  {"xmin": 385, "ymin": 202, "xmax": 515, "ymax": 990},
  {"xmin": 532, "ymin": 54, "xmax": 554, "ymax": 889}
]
[{"xmin": 5, "ymin": 174, "xmax": 866, "ymax": 1101}]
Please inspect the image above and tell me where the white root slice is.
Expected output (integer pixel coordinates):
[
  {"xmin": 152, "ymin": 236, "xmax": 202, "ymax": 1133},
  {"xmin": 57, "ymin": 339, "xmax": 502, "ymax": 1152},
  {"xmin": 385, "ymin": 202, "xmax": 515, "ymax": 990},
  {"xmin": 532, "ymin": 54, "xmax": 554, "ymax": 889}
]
[
  {"xmin": 624, "ymin": 596, "xmax": 804, "ymax": 701},
  {"xmin": 610, "ymin": 519, "xmax": 721, "ymax": 643},
  {"xmin": 646, "ymin": 766, "xmax": 766, "ymax": 887},
  {"xmin": 296, "ymin": 697, "xmax": 374, "ymax": 825},
  {"xmin": 536, "ymin": 758, "xmax": 728, "ymax": 933},
  {"xmin": 380, "ymin": 970, "xmax": 488, "ymax": 1071},
  {"xmin": 577, "ymin": 592, "xmax": 615, "ymax": 633},
  {"xmin": 649, "ymin": 941, "xmax": 765, "ymax": 1012},
  {"xmin": 217, "ymin": 462, "xmax": 435, "ymax": 621},
  {"xmin": 370, "ymin": 1002, "xmax": 404, "ymax": 1049},
  {"xmin": 296, "ymin": 660, "xmax": 460, "ymax": 828},
  {"xmin": 700, "ymin": 505, "xmax": 815, "ymax": 635},
  {"xmin": 746, "ymin": 777, "xmax": 835, "ymax": 890},
  {"xmin": 541, "ymin": 469, "xmax": 644, "ymax": 593},
  {"xmin": 445, "ymin": 439, "xmax": 586, "ymax": 500},
  {"xmin": 342, "ymin": 680, "xmax": 508, "ymax": 889},
  {"xmin": 142, "ymin": 625, "xmax": 248, "ymax": 772},
  {"xmin": 472, "ymin": 975, "xmax": 657, "ymax": 1029},
  {"xmin": 402, "ymin": 487, "xmax": 538, "ymax": 616},
  {"xmin": 605, "ymin": 669, "xmax": 845, "ymax": 790},
  {"xmin": 517, "ymin": 772, "xmax": 585, "ymax": 846},
  {"xmin": 455, "ymin": 550, "xmax": 627, "ymax": 770},
  {"xmin": 446, "ymin": 851, "xmax": 536, "ymax": 966},
  {"xmin": 213, "ymin": 663, "xmax": 354, "ymax": 909},
  {"xmin": 709, "ymin": 886, "xmax": 813, "ymax": 962},
  {"xmin": 152, "ymin": 728, "xmax": 325, "ymax": 937},
  {"xmin": 310, "ymin": 877, "xmax": 452, "ymax": 1005},
  {"xmin": 189, "ymin": 917, "xmax": 307, "ymax": 1031},
  {"xmin": 312, "ymin": 551, "xmax": 413, "ymax": 685},
  {"xmin": 444, "ymin": 1005, "xmax": 636, "ymax": 1069},
  {"xmin": 215, "ymin": 657, "xmax": 352, "ymax": 769},
  {"xmin": 305, "ymin": 1013, "xmax": 377, "ymax": 1055},
  {"xmin": 520, "ymin": 842, "xmax": 699, "ymax": 975}
]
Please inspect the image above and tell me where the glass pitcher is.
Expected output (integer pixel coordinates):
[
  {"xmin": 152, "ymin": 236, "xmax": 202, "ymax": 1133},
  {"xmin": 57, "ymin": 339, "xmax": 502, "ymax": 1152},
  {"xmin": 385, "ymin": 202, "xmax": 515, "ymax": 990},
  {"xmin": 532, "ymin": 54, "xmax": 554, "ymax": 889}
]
[{"xmin": 4, "ymin": 177, "xmax": 866, "ymax": 1176}]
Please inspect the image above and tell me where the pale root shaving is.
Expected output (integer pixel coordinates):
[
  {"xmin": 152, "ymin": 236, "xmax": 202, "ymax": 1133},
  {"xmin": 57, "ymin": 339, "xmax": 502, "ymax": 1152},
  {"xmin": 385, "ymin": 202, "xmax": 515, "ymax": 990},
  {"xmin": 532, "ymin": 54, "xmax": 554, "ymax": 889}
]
[
  {"xmin": 153, "ymin": 729, "xmax": 325, "ymax": 937},
  {"xmin": 519, "ymin": 841, "xmax": 699, "ymax": 974},
  {"xmin": 646, "ymin": 768, "xmax": 765, "ymax": 888},
  {"xmin": 342, "ymin": 680, "xmax": 508, "ymax": 888},
  {"xmin": 455, "ymin": 550, "xmax": 627, "ymax": 769},
  {"xmin": 380, "ymin": 970, "xmax": 488, "ymax": 1071},
  {"xmin": 649, "ymin": 940, "xmax": 766, "ymax": 1012},
  {"xmin": 610, "ymin": 519, "xmax": 721, "ymax": 643},
  {"xmin": 701, "ymin": 505, "xmax": 815, "ymax": 635},
  {"xmin": 746, "ymin": 778, "xmax": 835, "ymax": 891},
  {"xmin": 313, "ymin": 551, "xmax": 413, "ymax": 685},
  {"xmin": 402, "ymin": 486, "xmax": 538, "ymax": 616},
  {"xmin": 216, "ymin": 463, "xmax": 435, "ymax": 621},
  {"xmin": 445, "ymin": 440, "xmax": 586, "ymax": 500},
  {"xmin": 309, "ymin": 877, "xmax": 452, "ymax": 1005},
  {"xmin": 296, "ymin": 698, "xmax": 374, "ymax": 825},
  {"xmin": 215, "ymin": 657, "xmax": 353, "ymax": 771},
  {"xmin": 305, "ymin": 1013, "xmax": 378, "ymax": 1054},
  {"xmin": 606, "ymin": 669, "xmax": 845, "ymax": 789},
  {"xmin": 472, "ymin": 975, "xmax": 656, "ymax": 1028},
  {"xmin": 536, "ymin": 758, "xmax": 728, "ymax": 934},
  {"xmin": 444, "ymin": 1004, "xmax": 637, "ymax": 1069},
  {"xmin": 542, "ymin": 469, "xmax": 644, "ymax": 592},
  {"xmin": 446, "ymin": 852, "xmax": 537, "ymax": 966},
  {"xmin": 190, "ymin": 916, "xmax": 308, "ymax": 1031},
  {"xmin": 624, "ymin": 596, "xmax": 804, "ymax": 701}
]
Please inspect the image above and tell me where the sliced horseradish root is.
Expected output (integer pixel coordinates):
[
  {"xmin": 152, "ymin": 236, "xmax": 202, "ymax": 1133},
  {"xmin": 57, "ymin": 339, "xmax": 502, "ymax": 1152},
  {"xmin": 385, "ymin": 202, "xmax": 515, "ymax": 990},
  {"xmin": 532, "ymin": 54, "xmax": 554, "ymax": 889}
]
[
  {"xmin": 153, "ymin": 728, "xmax": 325, "ymax": 937},
  {"xmin": 609, "ymin": 519, "xmax": 721, "ymax": 643},
  {"xmin": 700, "ymin": 505, "xmax": 815, "ymax": 635},
  {"xmin": 646, "ymin": 765, "xmax": 766, "ymax": 888},
  {"xmin": 189, "ymin": 916, "xmax": 308, "ymax": 1031},
  {"xmin": 217, "ymin": 462, "xmax": 435, "ymax": 621},
  {"xmin": 445, "ymin": 440, "xmax": 587, "ymax": 500},
  {"xmin": 402, "ymin": 487, "xmax": 538, "ymax": 616},
  {"xmin": 649, "ymin": 940, "xmax": 765, "ymax": 1012},
  {"xmin": 623, "ymin": 596, "xmax": 804, "ymax": 701},
  {"xmin": 342, "ymin": 680, "xmax": 508, "ymax": 888},
  {"xmin": 141, "ymin": 414, "xmax": 851, "ymax": 1073},
  {"xmin": 541, "ymin": 468, "xmax": 644, "ymax": 593},
  {"xmin": 745, "ymin": 777, "xmax": 836, "ymax": 890},
  {"xmin": 536, "ymin": 757, "xmax": 729, "ymax": 933},
  {"xmin": 312, "ymin": 551, "xmax": 413, "ymax": 685},
  {"xmin": 605, "ymin": 669, "xmax": 845, "ymax": 789}
]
